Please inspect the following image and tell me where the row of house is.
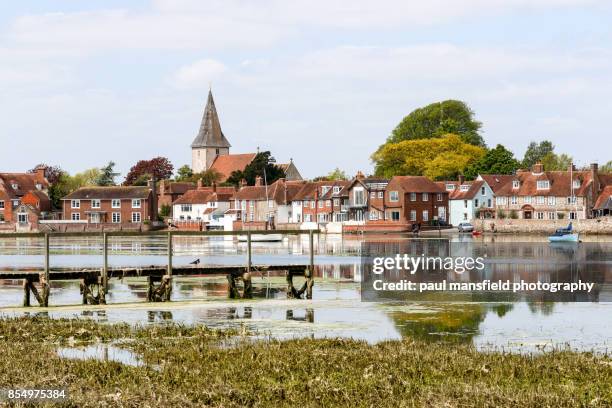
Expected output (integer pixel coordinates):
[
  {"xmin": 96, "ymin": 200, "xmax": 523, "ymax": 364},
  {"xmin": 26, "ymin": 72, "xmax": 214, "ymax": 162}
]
[{"xmin": 2, "ymin": 162, "xmax": 611, "ymax": 232}]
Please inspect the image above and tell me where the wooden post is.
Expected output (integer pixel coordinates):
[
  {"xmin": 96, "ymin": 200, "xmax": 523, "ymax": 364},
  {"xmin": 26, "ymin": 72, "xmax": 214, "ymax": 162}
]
[
  {"xmin": 247, "ymin": 231, "xmax": 252, "ymax": 273},
  {"xmin": 307, "ymin": 230, "xmax": 314, "ymax": 299},
  {"xmin": 165, "ymin": 231, "xmax": 173, "ymax": 301},
  {"xmin": 23, "ymin": 279, "xmax": 31, "ymax": 307},
  {"xmin": 100, "ymin": 232, "xmax": 108, "ymax": 304},
  {"xmin": 42, "ymin": 233, "xmax": 50, "ymax": 307}
]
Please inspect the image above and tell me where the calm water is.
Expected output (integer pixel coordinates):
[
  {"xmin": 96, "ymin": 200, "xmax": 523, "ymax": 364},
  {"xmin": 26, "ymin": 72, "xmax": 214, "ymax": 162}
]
[{"xmin": 1, "ymin": 233, "xmax": 611, "ymax": 354}]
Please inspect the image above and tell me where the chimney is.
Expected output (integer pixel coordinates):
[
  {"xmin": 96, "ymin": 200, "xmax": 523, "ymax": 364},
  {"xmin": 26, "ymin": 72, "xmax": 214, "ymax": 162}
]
[
  {"xmin": 255, "ymin": 176, "xmax": 263, "ymax": 186},
  {"xmin": 355, "ymin": 171, "xmax": 365, "ymax": 180},
  {"xmin": 34, "ymin": 165, "xmax": 47, "ymax": 184},
  {"xmin": 458, "ymin": 174, "xmax": 465, "ymax": 185},
  {"xmin": 150, "ymin": 176, "xmax": 158, "ymax": 222},
  {"xmin": 591, "ymin": 163, "xmax": 599, "ymax": 210},
  {"xmin": 212, "ymin": 181, "xmax": 217, "ymax": 192},
  {"xmin": 197, "ymin": 178, "xmax": 203, "ymax": 189},
  {"xmin": 240, "ymin": 179, "xmax": 247, "ymax": 188},
  {"xmin": 532, "ymin": 162, "xmax": 544, "ymax": 174}
]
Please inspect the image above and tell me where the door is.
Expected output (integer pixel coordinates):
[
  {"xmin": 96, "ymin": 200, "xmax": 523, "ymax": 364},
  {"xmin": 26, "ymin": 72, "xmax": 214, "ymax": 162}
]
[{"xmin": 524, "ymin": 211, "xmax": 532, "ymax": 219}]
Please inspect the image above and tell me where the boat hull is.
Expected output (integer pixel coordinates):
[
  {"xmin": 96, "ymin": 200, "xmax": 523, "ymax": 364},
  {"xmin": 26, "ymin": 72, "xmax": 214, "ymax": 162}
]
[
  {"xmin": 548, "ymin": 233, "xmax": 579, "ymax": 243},
  {"xmin": 237, "ymin": 234, "xmax": 284, "ymax": 242}
]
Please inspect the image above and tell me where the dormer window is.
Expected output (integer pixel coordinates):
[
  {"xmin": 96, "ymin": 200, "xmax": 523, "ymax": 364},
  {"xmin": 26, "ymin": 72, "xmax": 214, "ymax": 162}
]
[
  {"xmin": 11, "ymin": 183, "xmax": 18, "ymax": 190},
  {"xmin": 573, "ymin": 179, "xmax": 581, "ymax": 189},
  {"xmin": 536, "ymin": 180, "xmax": 550, "ymax": 190},
  {"xmin": 35, "ymin": 183, "xmax": 42, "ymax": 190},
  {"xmin": 512, "ymin": 180, "xmax": 520, "ymax": 189},
  {"xmin": 446, "ymin": 184, "xmax": 455, "ymax": 191},
  {"xmin": 460, "ymin": 185, "xmax": 469, "ymax": 192},
  {"xmin": 333, "ymin": 186, "xmax": 341, "ymax": 194}
]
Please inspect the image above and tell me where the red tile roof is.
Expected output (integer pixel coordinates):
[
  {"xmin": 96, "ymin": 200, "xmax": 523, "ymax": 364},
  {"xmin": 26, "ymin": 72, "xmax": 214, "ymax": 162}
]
[
  {"xmin": 478, "ymin": 175, "xmax": 514, "ymax": 194},
  {"xmin": 158, "ymin": 181, "xmax": 195, "ymax": 195},
  {"xmin": 63, "ymin": 186, "xmax": 151, "ymax": 200},
  {"xmin": 233, "ymin": 179, "xmax": 306, "ymax": 204},
  {"xmin": 389, "ymin": 176, "xmax": 446, "ymax": 193},
  {"xmin": 437, "ymin": 180, "xmax": 484, "ymax": 199},
  {"xmin": 173, "ymin": 187, "xmax": 235, "ymax": 205},
  {"xmin": 0, "ymin": 173, "xmax": 49, "ymax": 198},
  {"xmin": 495, "ymin": 170, "xmax": 593, "ymax": 197},
  {"xmin": 209, "ymin": 153, "xmax": 257, "ymax": 181},
  {"xmin": 594, "ymin": 185, "xmax": 612, "ymax": 210}
]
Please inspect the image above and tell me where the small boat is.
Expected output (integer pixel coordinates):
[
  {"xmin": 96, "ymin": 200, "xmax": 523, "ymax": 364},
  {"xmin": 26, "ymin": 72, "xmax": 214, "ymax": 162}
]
[
  {"xmin": 548, "ymin": 223, "xmax": 579, "ymax": 243},
  {"xmin": 238, "ymin": 233, "xmax": 284, "ymax": 242},
  {"xmin": 472, "ymin": 231, "xmax": 482, "ymax": 237}
]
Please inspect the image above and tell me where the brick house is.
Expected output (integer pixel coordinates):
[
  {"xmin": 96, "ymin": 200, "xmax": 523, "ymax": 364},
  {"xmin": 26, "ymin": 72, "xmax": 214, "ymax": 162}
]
[
  {"xmin": 62, "ymin": 186, "xmax": 154, "ymax": 225},
  {"xmin": 384, "ymin": 176, "xmax": 449, "ymax": 224},
  {"xmin": 155, "ymin": 180, "xmax": 196, "ymax": 214},
  {"xmin": 0, "ymin": 166, "xmax": 49, "ymax": 223},
  {"xmin": 343, "ymin": 173, "xmax": 389, "ymax": 222},
  {"xmin": 493, "ymin": 163, "xmax": 611, "ymax": 220},
  {"xmin": 293, "ymin": 180, "xmax": 350, "ymax": 224}
]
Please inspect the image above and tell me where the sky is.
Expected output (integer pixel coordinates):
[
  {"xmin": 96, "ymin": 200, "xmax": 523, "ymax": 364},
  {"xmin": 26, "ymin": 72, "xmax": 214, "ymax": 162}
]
[{"xmin": 1, "ymin": 0, "xmax": 611, "ymax": 180}]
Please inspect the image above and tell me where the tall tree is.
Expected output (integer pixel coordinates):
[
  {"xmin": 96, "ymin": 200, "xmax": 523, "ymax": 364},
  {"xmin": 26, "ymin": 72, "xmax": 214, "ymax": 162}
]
[
  {"xmin": 372, "ymin": 134, "xmax": 485, "ymax": 180},
  {"xmin": 521, "ymin": 140, "xmax": 554, "ymax": 169},
  {"xmin": 48, "ymin": 168, "xmax": 101, "ymax": 209},
  {"xmin": 600, "ymin": 160, "xmax": 612, "ymax": 173},
  {"xmin": 124, "ymin": 157, "xmax": 174, "ymax": 185},
  {"xmin": 540, "ymin": 152, "xmax": 573, "ymax": 171},
  {"xmin": 175, "ymin": 165, "xmax": 194, "ymax": 182},
  {"xmin": 226, "ymin": 151, "xmax": 285, "ymax": 186},
  {"xmin": 192, "ymin": 169, "xmax": 223, "ymax": 186},
  {"xmin": 97, "ymin": 161, "xmax": 119, "ymax": 186},
  {"xmin": 463, "ymin": 144, "xmax": 520, "ymax": 179},
  {"xmin": 387, "ymin": 100, "xmax": 484, "ymax": 146}
]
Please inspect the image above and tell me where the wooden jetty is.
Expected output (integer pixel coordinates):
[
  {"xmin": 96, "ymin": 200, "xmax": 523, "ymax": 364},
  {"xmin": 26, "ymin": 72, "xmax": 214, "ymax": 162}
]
[{"xmin": 0, "ymin": 229, "xmax": 318, "ymax": 307}]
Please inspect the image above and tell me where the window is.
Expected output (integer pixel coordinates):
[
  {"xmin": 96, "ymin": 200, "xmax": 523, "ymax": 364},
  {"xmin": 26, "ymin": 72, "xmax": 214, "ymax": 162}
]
[
  {"xmin": 389, "ymin": 191, "xmax": 399, "ymax": 202},
  {"xmin": 567, "ymin": 196, "xmax": 577, "ymax": 204},
  {"xmin": 132, "ymin": 199, "xmax": 141, "ymax": 208},
  {"xmin": 536, "ymin": 212, "xmax": 544, "ymax": 220},
  {"xmin": 369, "ymin": 211, "xmax": 378, "ymax": 221},
  {"xmin": 354, "ymin": 189, "xmax": 365, "ymax": 206},
  {"xmin": 215, "ymin": 148, "xmax": 220, "ymax": 155},
  {"xmin": 111, "ymin": 199, "xmax": 121, "ymax": 208},
  {"xmin": 511, "ymin": 196, "xmax": 518, "ymax": 205},
  {"xmin": 71, "ymin": 213, "xmax": 80, "ymax": 221},
  {"xmin": 463, "ymin": 213, "xmax": 468, "ymax": 220},
  {"xmin": 18, "ymin": 213, "xmax": 28, "ymax": 223},
  {"xmin": 112, "ymin": 212, "xmax": 121, "ymax": 223},
  {"xmin": 569, "ymin": 212, "xmax": 577, "ymax": 220},
  {"xmin": 326, "ymin": 200, "xmax": 331, "ymax": 207},
  {"xmin": 410, "ymin": 210, "xmax": 416, "ymax": 221},
  {"xmin": 241, "ymin": 200, "xmax": 247, "ymax": 210},
  {"xmin": 378, "ymin": 191, "xmax": 384, "ymax": 198},
  {"xmin": 547, "ymin": 196, "xmax": 556, "ymax": 205},
  {"xmin": 422, "ymin": 210, "xmax": 429, "ymax": 221},
  {"xmin": 512, "ymin": 180, "xmax": 520, "ymax": 189},
  {"xmin": 11, "ymin": 183, "xmax": 18, "ymax": 190},
  {"xmin": 573, "ymin": 179, "xmax": 581, "ymax": 189},
  {"xmin": 410, "ymin": 192, "xmax": 416, "ymax": 201},
  {"xmin": 91, "ymin": 199, "xmax": 100, "ymax": 208},
  {"xmin": 71, "ymin": 199, "xmax": 80, "ymax": 209},
  {"xmin": 481, "ymin": 187, "xmax": 485, "ymax": 195},
  {"xmin": 475, "ymin": 199, "xmax": 479, "ymax": 207},
  {"xmin": 524, "ymin": 196, "xmax": 532, "ymax": 204},
  {"xmin": 132, "ymin": 212, "xmax": 141, "ymax": 223},
  {"xmin": 321, "ymin": 186, "xmax": 331, "ymax": 195},
  {"xmin": 437, "ymin": 193, "xmax": 443, "ymax": 201},
  {"xmin": 446, "ymin": 184, "xmax": 455, "ymax": 191},
  {"xmin": 391, "ymin": 211, "xmax": 400, "ymax": 221},
  {"xmin": 547, "ymin": 212, "xmax": 555, "ymax": 220},
  {"xmin": 12, "ymin": 199, "xmax": 19, "ymax": 207},
  {"xmin": 536, "ymin": 196, "xmax": 545, "ymax": 204},
  {"xmin": 0, "ymin": 201, "xmax": 4, "ymax": 209},
  {"xmin": 36, "ymin": 183, "xmax": 42, "ymax": 190},
  {"xmin": 249, "ymin": 213, "xmax": 254, "ymax": 222},
  {"xmin": 464, "ymin": 200, "xmax": 468, "ymax": 208},
  {"xmin": 318, "ymin": 200, "xmax": 323, "ymax": 208},
  {"xmin": 487, "ymin": 199, "xmax": 491, "ymax": 207},
  {"xmin": 460, "ymin": 185, "xmax": 469, "ymax": 192},
  {"xmin": 181, "ymin": 204, "xmax": 192, "ymax": 212},
  {"xmin": 310, "ymin": 200, "xmax": 315, "ymax": 208},
  {"xmin": 422, "ymin": 193, "xmax": 429, "ymax": 201},
  {"xmin": 536, "ymin": 180, "xmax": 550, "ymax": 190},
  {"xmin": 370, "ymin": 191, "xmax": 376, "ymax": 199},
  {"xmin": 333, "ymin": 186, "xmax": 341, "ymax": 194},
  {"xmin": 496, "ymin": 197, "xmax": 507, "ymax": 205},
  {"xmin": 268, "ymin": 200, "xmax": 274, "ymax": 208},
  {"xmin": 333, "ymin": 199, "xmax": 340, "ymax": 206}
]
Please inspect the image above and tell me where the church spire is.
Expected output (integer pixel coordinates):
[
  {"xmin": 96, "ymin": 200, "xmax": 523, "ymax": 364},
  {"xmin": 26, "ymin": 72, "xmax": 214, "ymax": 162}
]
[{"xmin": 191, "ymin": 89, "xmax": 231, "ymax": 149}]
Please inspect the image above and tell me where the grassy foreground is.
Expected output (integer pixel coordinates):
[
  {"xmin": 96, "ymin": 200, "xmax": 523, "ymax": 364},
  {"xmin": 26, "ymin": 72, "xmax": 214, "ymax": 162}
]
[{"xmin": 0, "ymin": 317, "xmax": 610, "ymax": 407}]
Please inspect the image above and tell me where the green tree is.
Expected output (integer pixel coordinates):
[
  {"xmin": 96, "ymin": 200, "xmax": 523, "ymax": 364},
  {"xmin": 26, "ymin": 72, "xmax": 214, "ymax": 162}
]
[
  {"xmin": 226, "ymin": 151, "xmax": 286, "ymax": 186},
  {"xmin": 97, "ymin": 161, "xmax": 119, "ymax": 186},
  {"xmin": 598, "ymin": 160, "xmax": 611, "ymax": 173},
  {"xmin": 191, "ymin": 169, "xmax": 223, "ymax": 186},
  {"xmin": 463, "ymin": 144, "xmax": 520, "ymax": 179},
  {"xmin": 313, "ymin": 168, "xmax": 349, "ymax": 181},
  {"xmin": 387, "ymin": 100, "xmax": 484, "ymax": 147},
  {"xmin": 522, "ymin": 140, "xmax": 554, "ymax": 169},
  {"xmin": 372, "ymin": 134, "xmax": 485, "ymax": 180},
  {"xmin": 175, "ymin": 165, "xmax": 193, "ymax": 182},
  {"xmin": 540, "ymin": 152, "xmax": 573, "ymax": 171},
  {"xmin": 48, "ymin": 168, "xmax": 101, "ymax": 209}
]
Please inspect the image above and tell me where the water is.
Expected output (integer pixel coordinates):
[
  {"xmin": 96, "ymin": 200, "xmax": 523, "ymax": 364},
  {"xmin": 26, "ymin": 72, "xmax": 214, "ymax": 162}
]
[
  {"xmin": 57, "ymin": 344, "xmax": 145, "ymax": 367},
  {"xmin": 1, "ymin": 233, "xmax": 611, "ymax": 354}
]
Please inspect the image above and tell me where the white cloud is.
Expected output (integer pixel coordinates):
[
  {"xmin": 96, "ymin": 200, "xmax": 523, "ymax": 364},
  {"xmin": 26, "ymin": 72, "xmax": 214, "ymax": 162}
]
[{"xmin": 173, "ymin": 59, "xmax": 227, "ymax": 88}]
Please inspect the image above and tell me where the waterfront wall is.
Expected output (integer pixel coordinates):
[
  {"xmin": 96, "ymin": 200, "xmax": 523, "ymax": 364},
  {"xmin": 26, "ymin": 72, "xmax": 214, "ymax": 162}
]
[{"xmin": 477, "ymin": 217, "xmax": 612, "ymax": 234}]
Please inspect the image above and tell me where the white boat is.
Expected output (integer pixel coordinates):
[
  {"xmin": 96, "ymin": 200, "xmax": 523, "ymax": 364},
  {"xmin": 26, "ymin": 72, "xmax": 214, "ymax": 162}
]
[
  {"xmin": 238, "ymin": 233, "xmax": 284, "ymax": 242},
  {"xmin": 548, "ymin": 233, "xmax": 579, "ymax": 243}
]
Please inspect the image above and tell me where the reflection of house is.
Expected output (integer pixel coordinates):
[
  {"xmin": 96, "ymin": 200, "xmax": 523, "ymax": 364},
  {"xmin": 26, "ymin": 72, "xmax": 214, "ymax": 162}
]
[
  {"xmin": 62, "ymin": 187, "xmax": 153, "ymax": 225},
  {"xmin": 493, "ymin": 163, "xmax": 611, "ymax": 220},
  {"xmin": 190, "ymin": 89, "xmax": 302, "ymax": 181},
  {"xmin": 172, "ymin": 184, "xmax": 235, "ymax": 223},
  {"xmin": 438, "ymin": 176, "xmax": 494, "ymax": 225},
  {"xmin": 0, "ymin": 166, "xmax": 49, "ymax": 223},
  {"xmin": 385, "ymin": 176, "xmax": 449, "ymax": 224}
]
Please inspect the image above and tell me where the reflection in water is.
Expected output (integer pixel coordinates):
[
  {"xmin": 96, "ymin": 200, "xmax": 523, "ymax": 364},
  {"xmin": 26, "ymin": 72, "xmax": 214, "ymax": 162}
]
[
  {"xmin": 57, "ymin": 344, "xmax": 144, "ymax": 367},
  {"xmin": 286, "ymin": 309, "xmax": 314, "ymax": 323},
  {"xmin": 147, "ymin": 310, "xmax": 173, "ymax": 323}
]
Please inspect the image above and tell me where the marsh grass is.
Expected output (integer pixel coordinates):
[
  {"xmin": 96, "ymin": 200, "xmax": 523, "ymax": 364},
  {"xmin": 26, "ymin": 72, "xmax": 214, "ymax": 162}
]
[{"xmin": 0, "ymin": 316, "xmax": 610, "ymax": 407}]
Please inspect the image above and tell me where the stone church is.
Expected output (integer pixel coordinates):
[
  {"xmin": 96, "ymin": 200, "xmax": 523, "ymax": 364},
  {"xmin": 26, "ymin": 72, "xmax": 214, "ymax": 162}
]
[{"xmin": 191, "ymin": 90, "xmax": 302, "ymax": 182}]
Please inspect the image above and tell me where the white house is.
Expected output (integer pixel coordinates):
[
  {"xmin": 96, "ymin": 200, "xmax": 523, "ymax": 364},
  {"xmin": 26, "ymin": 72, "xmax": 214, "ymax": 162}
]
[
  {"xmin": 439, "ymin": 178, "xmax": 495, "ymax": 226},
  {"xmin": 172, "ymin": 186, "xmax": 235, "ymax": 224}
]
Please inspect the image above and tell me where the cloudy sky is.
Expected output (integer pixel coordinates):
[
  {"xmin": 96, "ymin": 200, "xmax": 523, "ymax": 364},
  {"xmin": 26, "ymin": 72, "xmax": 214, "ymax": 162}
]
[{"xmin": 1, "ymin": 0, "xmax": 611, "ymax": 179}]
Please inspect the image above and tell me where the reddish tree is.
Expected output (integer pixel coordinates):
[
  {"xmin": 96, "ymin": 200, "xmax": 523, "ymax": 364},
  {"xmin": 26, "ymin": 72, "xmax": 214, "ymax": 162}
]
[
  {"xmin": 29, "ymin": 164, "xmax": 64, "ymax": 184},
  {"xmin": 124, "ymin": 157, "xmax": 174, "ymax": 185}
]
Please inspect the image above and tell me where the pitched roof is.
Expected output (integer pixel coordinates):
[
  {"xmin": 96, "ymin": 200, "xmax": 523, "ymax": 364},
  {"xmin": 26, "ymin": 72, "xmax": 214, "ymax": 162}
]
[
  {"xmin": 173, "ymin": 187, "xmax": 236, "ymax": 205},
  {"xmin": 63, "ymin": 186, "xmax": 151, "ymax": 200},
  {"xmin": 478, "ymin": 174, "xmax": 514, "ymax": 194},
  {"xmin": 0, "ymin": 173, "xmax": 49, "ymax": 198},
  {"xmin": 209, "ymin": 153, "xmax": 257, "ymax": 181},
  {"xmin": 495, "ymin": 170, "xmax": 593, "ymax": 197},
  {"xmin": 158, "ymin": 181, "xmax": 195, "ymax": 195},
  {"xmin": 390, "ymin": 176, "xmax": 446, "ymax": 193},
  {"xmin": 594, "ymin": 185, "xmax": 612, "ymax": 210},
  {"xmin": 191, "ymin": 90, "xmax": 231, "ymax": 149},
  {"xmin": 233, "ymin": 179, "xmax": 306, "ymax": 204},
  {"xmin": 437, "ymin": 180, "xmax": 484, "ymax": 200},
  {"xmin": 293, "ymin": 181, "xmax": 338, "ymax": 200}
]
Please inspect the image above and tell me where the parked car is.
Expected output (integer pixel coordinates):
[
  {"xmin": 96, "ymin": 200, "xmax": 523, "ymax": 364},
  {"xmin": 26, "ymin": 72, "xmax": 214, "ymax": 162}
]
[{"xmin": 457, "ymin": 222, "xmax": 474, "ymax": 233}]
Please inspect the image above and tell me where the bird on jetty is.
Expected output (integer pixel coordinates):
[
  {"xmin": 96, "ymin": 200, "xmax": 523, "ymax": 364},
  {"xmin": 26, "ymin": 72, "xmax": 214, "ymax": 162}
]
[{"xmin": 189, "ymin": 259, "xmax": 200, "ymax": 265}]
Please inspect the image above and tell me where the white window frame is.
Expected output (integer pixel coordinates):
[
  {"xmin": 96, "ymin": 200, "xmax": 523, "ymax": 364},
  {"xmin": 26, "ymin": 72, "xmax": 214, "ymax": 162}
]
[
  {"xmin": 333, "ymin": 198, "xmax": 340, "ymax": 206},
  {"xmin": 524, "ymin": 196, "xmax": 532, "ymax": 204},
  {"xmin": 410, "ymin": 210, "xmax": 416, "ymax": 221},
  {"xmin": 132, "ymin": 199, "xmax": 141, "ymax": 209},
  {"xmin": 17, "ymin": 213, "xmax": 28, "ymax": 223},
  {"xmin": 71, "ymin": 213, "xmax": 80, "ymax": 221},
  {"xmin": 112, "ymin": 212, "xmax": 121, "ymax": 223},
  {"xmin": 91, "ymin": 199, "xmax": 101, "ymax": 209},
  {"xmin": 422, "ymin": 193, "xmax": 429, "ymax": 201},
  {"xmin": 391, "ymin": 211, "xmax": 400, "ymax": 221},
  {"xmin": 0, "ymin": 200, "xmax": 4, "ymax": 209},
  {"xmin": 446, "ymin": 184, "xmax": 455, "ymax": 191},
  {"xmin": 536, "ymin": 180, "xmax": 550, "ymax": 190},
  {"xmin": 536, "ymin": 196, "xmax": 545, "ymax": 205},
  {"xmin": 389, "ymin": 191, "xmax": 399, "ymax": 202},
  {"xmin": 181, "ymin": 204, "xmax": 192, "ymax": 212},
  {"xmin": 71, "ymin": 199, "xmax": 80, "ymax": 209},
  {"xmin": 111, "ymin": 199, "xmax": 121, "ymax": 208},
  {"xmin": 131, "ymin": 212, "xmax": 141, "ymax": 223},
  {"xmin": 370, "ymin": 191, "xmax": 376, "ymax": 199},
  {"xmin": 573, "ymin": 180, "xmax": 581, "ymax": 189},
  {"xmin": 422, "ymin": 210, "xmax": 429, "ymax": 222},
  {"xmin": 410, "ymin": 192, "xmax": 416, "ymax": 201},
  {"xmin": 512, "ymin": 180, "xmax": 520, "ymax": 189},
  {"xmin": 547, "ymin": 196, "xmax": 556, "ymax": 205},
  {"xmin": 511, "ymin": 196, "xmax": 518, "ymax": 205},
  {"xmin": 437, "ymin": 193, "xmax": 443, "ymax": 201},
  {"xmin": 378, "ymin": 191, "xmax": 383, "ymax": 198}
]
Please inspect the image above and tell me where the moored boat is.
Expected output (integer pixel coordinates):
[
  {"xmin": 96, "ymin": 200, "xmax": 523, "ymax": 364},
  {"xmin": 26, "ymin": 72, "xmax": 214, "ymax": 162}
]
[
  {"xmin": 237, "ymin": 233, "xmax": 284, "ymax": 242},
  {"xmin": 548, "ymin": 222, "xmax": 579, "ymax": 243}
]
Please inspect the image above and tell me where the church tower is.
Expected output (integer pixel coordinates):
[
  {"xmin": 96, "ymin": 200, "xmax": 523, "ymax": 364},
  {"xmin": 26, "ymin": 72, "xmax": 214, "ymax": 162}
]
[{"xmin": 191, "ymin": 89, "xmax": 231, "ymax": 173}]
